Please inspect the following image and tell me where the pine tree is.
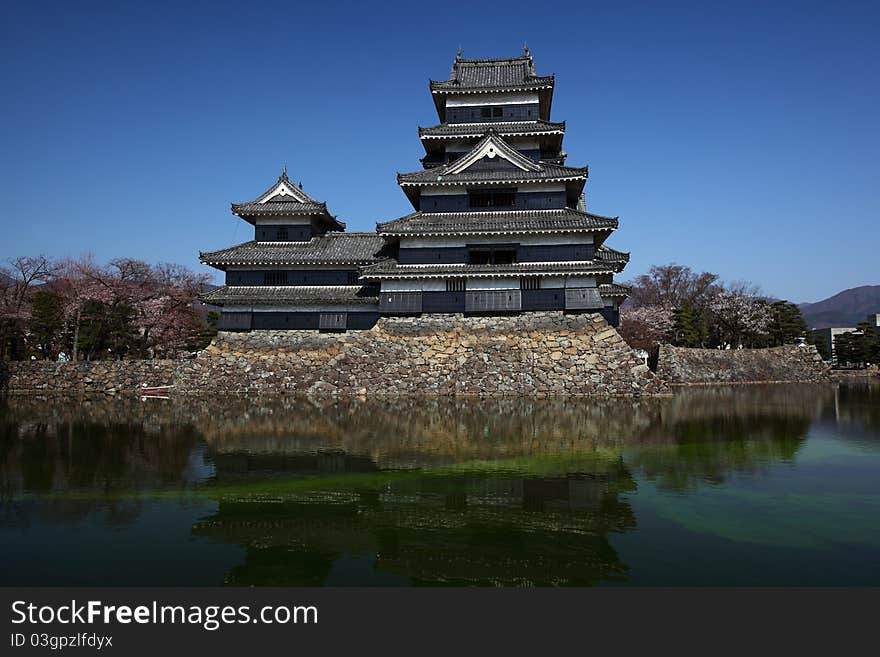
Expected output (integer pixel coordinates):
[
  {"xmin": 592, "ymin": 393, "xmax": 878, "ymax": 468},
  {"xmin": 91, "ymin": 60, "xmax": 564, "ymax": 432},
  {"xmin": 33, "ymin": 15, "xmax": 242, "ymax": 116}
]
[
  {"xmin": 28, "ymin": 289, "xmax": 64, "ymax": 359},
  {"xmin": 767, "ymin": 301, "xmax": 808, "ymax": 346},
  {"xmin": 855, "ymin": 321, "xmax": 880, "ymax": 366},
  {"xmin": 672, "ymin": 302, "xmax": 708, "ymax": 347}
]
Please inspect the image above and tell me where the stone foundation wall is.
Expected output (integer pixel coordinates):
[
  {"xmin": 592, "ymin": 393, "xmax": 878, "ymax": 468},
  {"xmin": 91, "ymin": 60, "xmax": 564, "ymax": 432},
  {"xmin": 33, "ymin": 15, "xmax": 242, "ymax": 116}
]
[
  {"xmin": 655, "ymin": 344, "xmax": 831, "ymax": 384},
  {"xmin": 176, "ymin": 313, "xmax": 664, "ymax": 396},
  {"xmin": 4, "ymin": 360, "xmax": 176, "ymax": 395}
]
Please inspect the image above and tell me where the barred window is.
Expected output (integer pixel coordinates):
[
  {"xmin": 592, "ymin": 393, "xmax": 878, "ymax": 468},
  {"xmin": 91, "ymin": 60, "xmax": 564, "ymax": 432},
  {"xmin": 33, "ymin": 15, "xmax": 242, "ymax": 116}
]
[
  {"xmin": 520, "ymin": 278, "xmax": 541, "ymax": 290},
  {"xmin": 446, "ymin": 279, "xmax": 466, "ymax": 292},
  {"xmin": 264, "ymin": 271, "xmax": 287, "ymax": 285},
  {"xmin": 277, "ymin": 226, "xmax": 289, "ymax": 241}
]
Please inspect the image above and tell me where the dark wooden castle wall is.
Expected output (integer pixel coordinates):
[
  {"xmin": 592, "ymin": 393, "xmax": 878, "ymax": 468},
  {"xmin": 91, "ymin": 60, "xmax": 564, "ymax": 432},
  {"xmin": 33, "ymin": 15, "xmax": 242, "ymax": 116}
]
[
  {"xmin": 419, "ymin": 190, "xmax": 568, "ymax": 212},
  {"xmin": 225, "ymin": 270, "xmax": 361, "ymax": 286},
  {"xmin": 397, "ymin": 243, "xmax": 595, "ymax": 264},
  {"xmin": 254, "ymin": 225, "xmax": 315, "ymax": 242},
  {"xmin": 446, "ymin": 103, "xmax": 540, "ymax": 123}
]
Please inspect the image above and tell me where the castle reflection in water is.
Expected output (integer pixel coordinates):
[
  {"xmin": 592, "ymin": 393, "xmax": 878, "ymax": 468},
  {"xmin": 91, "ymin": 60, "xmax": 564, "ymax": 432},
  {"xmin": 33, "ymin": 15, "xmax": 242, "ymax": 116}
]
[{"xmin": 1, "ymin": 383, "xmax": 877, "ymax": 586}]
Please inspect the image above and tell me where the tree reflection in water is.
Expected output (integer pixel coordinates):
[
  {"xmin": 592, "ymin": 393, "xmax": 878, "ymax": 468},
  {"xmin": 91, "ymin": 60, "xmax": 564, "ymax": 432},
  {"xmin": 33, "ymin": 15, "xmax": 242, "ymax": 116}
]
[{"xmin": 0, "ymin": 383, "xmax": 868, "ymax": 586}]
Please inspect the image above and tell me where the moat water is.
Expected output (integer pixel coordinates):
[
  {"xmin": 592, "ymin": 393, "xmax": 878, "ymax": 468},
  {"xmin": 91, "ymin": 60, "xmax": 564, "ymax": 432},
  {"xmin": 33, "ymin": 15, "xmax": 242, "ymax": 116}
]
[{"xmin": 1, "ymin": 383, "xmax": 878, "ymax": 586}]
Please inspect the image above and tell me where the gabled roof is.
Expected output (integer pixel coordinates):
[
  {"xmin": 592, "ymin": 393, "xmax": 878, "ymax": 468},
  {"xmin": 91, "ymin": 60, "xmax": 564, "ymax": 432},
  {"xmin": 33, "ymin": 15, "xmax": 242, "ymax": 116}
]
[
  {"xmin": 230, "ymin": 170, "xmax": 344, "ymax": 230},
  {"xmin": 360, "ymin": 245, "xmax": 629, "ymax": 280},
  {"xmin": 398, "ymin": 130, "xmax": 587, "ymax": 188},
  {"xmin": 199, "ymin": 232, "xmax": 386, "ymax": 268},
  {"xmin": 200, "ymin": 285, "xmax": 379, "ymax": 307},
  {"xmin": 419, "ymin": 120, "xmax": 565, "ymax": 140},
  {"xmin": 429, "ymin": 48, "xmax": 555, "ymax": 121},
  {"xmin": 430, "ymin": 50, "xmax": 554, "ymax": 94},
  {"xmin": 376, "ymin": 208, "xmax": 618, "ymax": 237},
  {"xmin": 448, "ymin": 130, "xmax": 541, "ymax": 173},
  {"xmin": 598, "ymin": 283, "xmax": 631, "ymax": 298}
]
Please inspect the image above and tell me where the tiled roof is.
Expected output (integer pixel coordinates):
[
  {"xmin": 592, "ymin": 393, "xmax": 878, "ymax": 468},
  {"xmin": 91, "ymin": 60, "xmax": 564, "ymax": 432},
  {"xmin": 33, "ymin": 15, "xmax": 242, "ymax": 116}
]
[
  {"xmin": 430, "ymin": 52, "xmax": 554, "ymax": 93},
  {"xmin": 200, "ymin": 233, "xmax": 386, "ymax": 267},
  {"xmin": 419, "ymin": 120, "xmax": 565, "ymax": 140},
  {"xmin": 399, "ymin": 162, "xmax": 586, "ymax": 186},
  {"xmin": 399, "ymin": 131, "xmax": 586, "ymax": 186},
  {"xmin": 377, "ymin": 209, "xmax": 618, "ymax": 236},
  {"xmin": 230, "ymin": 170, "xmax": 345, "ymax": 229},
  {"xmin": 231, "ymin": 200, "xmax": 329, "ymax": 216},
  {"xmin": 360, "ymin": 246, "xmax": 629, "ymax": 280},
  {"xmin": 598, "ymin": 283, "xmax": 631, "ymax": 298},
  {"xmin": 200, "ymin": 285, "xmax": 378, "ymax": 306}
]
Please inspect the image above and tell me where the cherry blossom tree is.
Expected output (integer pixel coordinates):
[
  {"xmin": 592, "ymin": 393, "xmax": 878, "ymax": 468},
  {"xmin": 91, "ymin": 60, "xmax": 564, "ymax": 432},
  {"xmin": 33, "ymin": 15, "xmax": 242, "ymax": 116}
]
[
  {"xmin": 619, "ymin": 305, "xmax": 674, "ymax": 351},
  {"xmin": 707, "ymin": 289, "xmax": 772, "ymax": 348}
]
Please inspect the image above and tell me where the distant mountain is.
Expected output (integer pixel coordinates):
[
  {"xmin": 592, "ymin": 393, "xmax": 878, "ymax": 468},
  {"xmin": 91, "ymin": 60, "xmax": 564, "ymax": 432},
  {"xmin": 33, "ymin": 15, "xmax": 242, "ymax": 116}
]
[{"xmin": 800, "ymin": 285, "xmax": 880, "ymax": 329}]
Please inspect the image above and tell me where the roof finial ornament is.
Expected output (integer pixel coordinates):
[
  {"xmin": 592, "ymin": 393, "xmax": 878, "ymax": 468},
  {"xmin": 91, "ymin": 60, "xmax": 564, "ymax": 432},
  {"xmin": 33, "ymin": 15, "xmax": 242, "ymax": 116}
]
[
  {"xmin": 282, "ymin": 165, "xmax": 287, "ymax": 178},
  {"xmin": 298, "ymin": 180, "xmax": 303, "ymax": 190},
  {"xmin": 523, "ymin": 43, "xmax": 530, "ymax": 57},
  {"xmin": 456, "ymin": 46, "xmax": 463, "ymax": 60}
]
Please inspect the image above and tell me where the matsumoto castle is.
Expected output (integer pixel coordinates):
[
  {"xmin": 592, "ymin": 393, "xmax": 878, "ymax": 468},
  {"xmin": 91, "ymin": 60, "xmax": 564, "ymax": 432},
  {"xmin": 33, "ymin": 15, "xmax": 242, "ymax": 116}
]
[{"xmin": 201, "ymin": 49, "xmax": 631, "ymax": 331}]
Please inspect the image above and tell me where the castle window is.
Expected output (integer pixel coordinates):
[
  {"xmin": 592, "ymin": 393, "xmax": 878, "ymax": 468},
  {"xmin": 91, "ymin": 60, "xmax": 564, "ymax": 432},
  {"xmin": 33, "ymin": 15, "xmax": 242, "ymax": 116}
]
[
  {"xmin": 468, "ymin": 189, "xmax": 516, "ymax": 208},
  {"xmin": 521, "ymin": 278, "xmax": 541, "ymax": 290},
  {"xmin": 347, "ymin": 271, "xmax": 359, "ymax": 284},
  {"xmin": 446, "ymin": 279, "xmax": 466, "ymax": 292},
  {"xmin": 264, "ymin": 271, "xmax": 287, "ymax": 285},
  {"xmin": 468, "ymin": 248, "xmax": 516, "ymax": 265},
  {"xmin": 493, "ymin": 107, "xmax": 503, "ymax": 117},
  {"xmin": 481, "ymin": 107, "xmax": 492, "ymax": 118},
  {"xmin": 277, "ymin": 226, "xmax": 288, "ymax": 241}
]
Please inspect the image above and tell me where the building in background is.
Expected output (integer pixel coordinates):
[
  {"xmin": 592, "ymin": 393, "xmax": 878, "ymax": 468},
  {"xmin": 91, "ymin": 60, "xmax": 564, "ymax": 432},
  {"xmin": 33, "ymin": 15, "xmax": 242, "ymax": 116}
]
[{"xmin": 200, "ymin": 49, "xmax": 630, "ymax": 330}]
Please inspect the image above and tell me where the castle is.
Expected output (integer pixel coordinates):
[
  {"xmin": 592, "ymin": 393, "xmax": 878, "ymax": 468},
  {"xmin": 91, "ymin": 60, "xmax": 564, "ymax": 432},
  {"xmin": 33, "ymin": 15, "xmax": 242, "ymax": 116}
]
[{"xmin": 201, "ymin": 49, "xmax": 630, "ymax": 331}]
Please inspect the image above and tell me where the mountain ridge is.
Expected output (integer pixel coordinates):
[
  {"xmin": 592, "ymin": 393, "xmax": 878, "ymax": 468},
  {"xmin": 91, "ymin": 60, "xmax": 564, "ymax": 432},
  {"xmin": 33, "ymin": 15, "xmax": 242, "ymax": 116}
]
[{"xmin": 799, "ymin": 285, "xmax": 880, "ymax": 329}]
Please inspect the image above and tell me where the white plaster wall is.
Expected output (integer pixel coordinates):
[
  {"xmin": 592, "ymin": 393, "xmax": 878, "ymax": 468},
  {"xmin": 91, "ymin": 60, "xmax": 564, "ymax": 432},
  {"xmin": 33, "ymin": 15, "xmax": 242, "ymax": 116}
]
[
  {"xmin": 380, "ymin": 280, "xmax": 446, "ymax": 292},
  {"xmin": 253, "ymin": 217, "xmax": 313, "ymax": 226},
  {"xmin": 446, "ymin": 92, "xmax": 539, "ymax": 107},
  {"xmin": 565, "ymin": 276, "xmax": 597, "ymax": 287},
  {"xmin": 466, "ymin": 277, "xmax": 519, "ymax": 290}
]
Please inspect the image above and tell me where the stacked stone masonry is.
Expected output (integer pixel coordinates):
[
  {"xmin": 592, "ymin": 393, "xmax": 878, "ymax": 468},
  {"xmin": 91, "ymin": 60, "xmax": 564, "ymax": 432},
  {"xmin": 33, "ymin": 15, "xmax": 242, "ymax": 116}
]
[
  {"xmin": 2, "ymin": 360, "xmax": 177, "ymax": 395},
  {"xmin": 178, "ymin": 313, "xmax": 663, "ymax": 396},
  {"xmin": 656, "ymin": 344, "xmax": 831, "ymax": 384},
  {"xmin": 4, "ymin": 313, "xmax": 663, "ymax": 397},
  {"xmin": 3, "ymin": 315, "xmax": 835, "ymax": 397}
]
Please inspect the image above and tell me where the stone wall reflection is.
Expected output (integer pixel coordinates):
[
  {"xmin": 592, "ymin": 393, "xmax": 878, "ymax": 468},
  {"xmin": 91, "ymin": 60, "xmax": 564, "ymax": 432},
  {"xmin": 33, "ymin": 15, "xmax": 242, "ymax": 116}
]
[{"xmin": 0, "ymin": 383, "xmax": 864, "ymax": 585}]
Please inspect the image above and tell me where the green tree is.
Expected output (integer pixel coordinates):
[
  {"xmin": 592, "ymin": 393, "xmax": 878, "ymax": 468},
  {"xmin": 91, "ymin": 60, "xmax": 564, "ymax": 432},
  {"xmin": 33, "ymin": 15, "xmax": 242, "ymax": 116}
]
[
  {"xmin": 672, "ymin": 302, "xmax": 708, "ymax": 347},
  {"xmin": 767, "ymin": 301, "xmax": 808, "ymax": 347},
  {"xmin": 28, "ymin": 289, "xmax": 64, "ymax": 359},
  {"xmin": 834, "ymin": 332, "xmax": 857, "ymax": 367},
  {"xmin": 76, "ymin": 300, "xmax": 137, "ymax": 360},
  {"xmin": 855, "ymin": 321, "xmax": 880, "ymax": 366},
  {"xmin": 187, "ymin": 310, "xmax": 219, "ymax": 351}
]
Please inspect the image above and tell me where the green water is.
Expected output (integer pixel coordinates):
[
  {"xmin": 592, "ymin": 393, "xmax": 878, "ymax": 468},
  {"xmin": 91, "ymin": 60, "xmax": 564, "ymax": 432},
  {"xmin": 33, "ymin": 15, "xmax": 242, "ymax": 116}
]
[{"xmin": 1, "ymin": 383, "xmax": 878, "ymax": 586}]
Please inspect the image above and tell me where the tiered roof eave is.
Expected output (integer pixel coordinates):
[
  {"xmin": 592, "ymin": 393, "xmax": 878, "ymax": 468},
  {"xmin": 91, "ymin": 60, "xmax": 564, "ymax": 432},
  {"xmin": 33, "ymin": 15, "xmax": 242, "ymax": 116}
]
[
  {"xmin": 359, "ymin": 245, "xmax": 630, "ymax": 281},
  {"xmin": 199, "ymin": 232, "xmax": 387, "ymax": 269},
  {"xmin": 200, "ymin": 285, "xmax": 379, "ymax": 307},
  {"xmin": 428, "ymin": 50, "xmax": 555, "ymax": 121},
  {"xmin": 376, "ymin": 208, "xmax": 618, "ymax": 238},
  {"xmin": 230, "ymin": 170, "xmax": 345, "ymax": 230},
  {"xmin": 418, "ymin": 120, "xmax": 565, "ymax": 141},
  {"xmin": 397, "ymin": 130, "xmax": 587, "ymax": 205}
]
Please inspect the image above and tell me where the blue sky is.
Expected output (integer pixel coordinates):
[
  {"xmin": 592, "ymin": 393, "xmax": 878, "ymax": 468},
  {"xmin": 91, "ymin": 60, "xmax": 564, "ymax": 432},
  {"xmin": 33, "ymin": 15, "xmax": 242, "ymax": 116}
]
[{"xmin": 1, "ymin": 0, "xmax": 877, "ymax": 303}]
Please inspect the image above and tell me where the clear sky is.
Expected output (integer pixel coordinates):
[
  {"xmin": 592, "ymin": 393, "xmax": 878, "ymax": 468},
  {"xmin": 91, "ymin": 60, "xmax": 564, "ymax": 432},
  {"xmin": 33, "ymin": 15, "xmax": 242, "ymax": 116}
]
[{"xmin": 1, "ymin": 0, "xmax": 877, "ymax": 303}]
